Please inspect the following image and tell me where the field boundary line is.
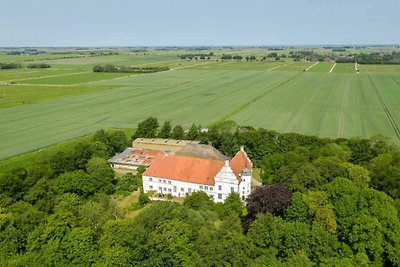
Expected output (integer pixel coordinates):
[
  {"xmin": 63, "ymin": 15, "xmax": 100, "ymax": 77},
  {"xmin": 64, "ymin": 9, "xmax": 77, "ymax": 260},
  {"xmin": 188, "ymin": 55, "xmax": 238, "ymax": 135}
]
[
  {"xmin": 170, "ymin": 62, "xmax": 213, "ymax": 71},
  {"xmin": 11, "ymin": 83, "xmax": 77, "ymax": 87},
  {"xmin": 367, "ymin": 74, "xmax": 400, "ymax": 141},
  {"xmin": 5, "ymin": 71, "xmax": 91, "ymax": 82},
  {"xmin": 305, "ymin": 62, "xmax": 319, "ymax": 71},
  {"xmin": 338, "ymin": 81, "xmax": 350, "ymax": 137},
  {"xmin": 214, "ymin": 72, "xmax": 303, "ymax": 124},
  {"xmin": 0, "ymin": 70, "xmax": 41, "ymax": 76},
  {"xmin": 329, "ymin": 63, "xmax": 337, "ymax": 73}
]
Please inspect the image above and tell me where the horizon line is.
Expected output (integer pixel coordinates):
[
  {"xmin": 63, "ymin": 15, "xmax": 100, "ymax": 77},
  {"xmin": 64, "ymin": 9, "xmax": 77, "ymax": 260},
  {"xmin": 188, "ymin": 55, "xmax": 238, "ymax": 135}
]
[{"xmin": 1, "ymin": 44, "xmax": 400, "ymax": 49}]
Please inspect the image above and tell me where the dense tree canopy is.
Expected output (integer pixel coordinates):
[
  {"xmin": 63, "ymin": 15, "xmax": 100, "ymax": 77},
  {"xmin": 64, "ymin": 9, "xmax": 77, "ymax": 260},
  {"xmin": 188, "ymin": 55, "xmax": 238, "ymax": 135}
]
[{"xmin": 1, "ymin": 120, "xmax": 400, "ymax": 266}]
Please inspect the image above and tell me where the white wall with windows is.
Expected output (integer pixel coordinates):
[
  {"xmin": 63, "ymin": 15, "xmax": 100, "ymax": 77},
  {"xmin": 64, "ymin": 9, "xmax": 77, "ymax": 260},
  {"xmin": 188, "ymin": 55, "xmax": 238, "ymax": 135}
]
[
  {"xmin": 142, "ymin": 175, "xmax": 216, "ymax": 199},
  {"xmin": 142, "ymin": 160, "xmax": 252, "ymax": 203}
]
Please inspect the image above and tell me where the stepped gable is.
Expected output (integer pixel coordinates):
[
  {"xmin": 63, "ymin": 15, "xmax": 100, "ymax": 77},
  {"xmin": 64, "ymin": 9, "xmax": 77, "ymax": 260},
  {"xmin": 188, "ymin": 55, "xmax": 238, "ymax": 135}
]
[{"xmin": 230, "ymin": 146, "xmax": 253, "ymax": 179}]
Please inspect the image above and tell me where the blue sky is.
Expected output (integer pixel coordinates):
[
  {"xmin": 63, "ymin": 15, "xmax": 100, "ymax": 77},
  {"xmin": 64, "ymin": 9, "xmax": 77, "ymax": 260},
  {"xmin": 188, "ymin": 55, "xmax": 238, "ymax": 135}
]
[{"xmin": 0, "ymin": 0, "xmax": 399, "ymax": 46}]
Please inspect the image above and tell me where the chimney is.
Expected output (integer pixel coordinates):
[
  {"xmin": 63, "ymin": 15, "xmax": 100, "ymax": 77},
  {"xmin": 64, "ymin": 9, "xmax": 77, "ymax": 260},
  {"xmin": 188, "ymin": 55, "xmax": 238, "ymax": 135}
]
[
  {"xmin": 225, "ymin": 160, "xmax": 229, "ymax": 167},
  {"xmin": 240, "ymin": 145, "xmax": 244, "ymax": 151}
]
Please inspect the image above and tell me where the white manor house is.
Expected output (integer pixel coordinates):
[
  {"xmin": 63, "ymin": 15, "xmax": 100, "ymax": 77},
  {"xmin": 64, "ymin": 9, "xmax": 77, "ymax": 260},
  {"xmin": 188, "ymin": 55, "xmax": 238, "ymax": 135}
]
[{"xmin": 142, "ymin": 146, "xmax": 253, "ymax": 202}]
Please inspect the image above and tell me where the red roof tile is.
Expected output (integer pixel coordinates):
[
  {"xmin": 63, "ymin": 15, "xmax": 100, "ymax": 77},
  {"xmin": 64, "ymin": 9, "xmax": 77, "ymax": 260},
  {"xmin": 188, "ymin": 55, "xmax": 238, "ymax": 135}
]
[
  {"xmin": 230, "ymin": 148, "xmax": 253, "ymax": 178},
  {"xmin": 143, "ymin": 154, "xmax": 225, "ymax": 185}
]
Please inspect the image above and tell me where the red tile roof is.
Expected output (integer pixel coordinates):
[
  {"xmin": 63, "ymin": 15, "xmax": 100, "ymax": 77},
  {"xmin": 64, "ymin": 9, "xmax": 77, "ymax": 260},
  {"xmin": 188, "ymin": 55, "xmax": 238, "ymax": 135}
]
[
  {"xmin": 230, "ymin": 148, "xmax": 253, "ymax": 178},
  {"xmin": 143, "ymin": 154, "xmax": 225, "ymax": 185}
]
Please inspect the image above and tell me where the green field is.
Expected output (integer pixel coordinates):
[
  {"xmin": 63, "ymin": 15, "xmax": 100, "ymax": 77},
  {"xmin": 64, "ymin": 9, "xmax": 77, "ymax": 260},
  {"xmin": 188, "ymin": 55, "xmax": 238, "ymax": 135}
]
[
  {"xmin": 1, "ymin": 48, "xmax": 400, "ymax": 160},
  {"xmin": 0, "ymin": 84, "xmax": 116, "ymax": 108}
]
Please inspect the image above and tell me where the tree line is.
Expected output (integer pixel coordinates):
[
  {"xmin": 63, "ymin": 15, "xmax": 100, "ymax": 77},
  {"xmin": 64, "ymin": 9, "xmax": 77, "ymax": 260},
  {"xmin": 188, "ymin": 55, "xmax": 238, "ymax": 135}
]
[
  {"xmin": 221, "ymin": 54, "xmax": 257, "ymax": 61},
  {"xmin": 92, "ymin": 64, "xmax": 169, "ymax": 73},
  {"xmin": 179, "ymin": 52, "xmax": 214, "ymax": 60},
  {"xmin": 0, "ymin": 62, "xmax": 50, "ymax": 70},
  {"xmin": 0, "ymin": 63, "xmax": 22, "ymax": 70},
  {"xmin": 336, "ymin": 51, "xmax": 400, "ymax": 64},
  {"xmin": 0, "ymin": 118, "xmax": 400, "ymax": 266}
]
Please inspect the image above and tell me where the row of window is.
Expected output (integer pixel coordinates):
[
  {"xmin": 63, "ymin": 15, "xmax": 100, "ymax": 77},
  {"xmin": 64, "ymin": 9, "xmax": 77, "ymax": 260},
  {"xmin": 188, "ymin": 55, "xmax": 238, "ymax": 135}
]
[
  {"xmin": 147, "ymin": 186, "xmax": 245, "ymax": 202},
  {"xmin": 198, "ymin": 185, "xmax": 213, "ymax": 191},
  {"xmin": 147, "ymin": 177, "xmax": 244, "ymax": 195},
  {"xmin": 148, "ymin": 177, "xmax": 217, "ymax": 191},
  {"xmin": 148, "ymin": 177, "xmax": 173, "ymax": 184},
  {"xmin": 148, "ymin": 185, "xmax": 198, "ymax": 194}
]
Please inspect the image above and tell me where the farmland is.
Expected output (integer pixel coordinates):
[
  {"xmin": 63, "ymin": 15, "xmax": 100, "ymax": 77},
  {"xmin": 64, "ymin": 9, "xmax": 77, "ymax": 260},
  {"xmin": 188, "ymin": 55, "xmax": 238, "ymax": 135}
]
[{"xmin": 1, "ymin": 47, "xmax": 400, "ymax": 160}]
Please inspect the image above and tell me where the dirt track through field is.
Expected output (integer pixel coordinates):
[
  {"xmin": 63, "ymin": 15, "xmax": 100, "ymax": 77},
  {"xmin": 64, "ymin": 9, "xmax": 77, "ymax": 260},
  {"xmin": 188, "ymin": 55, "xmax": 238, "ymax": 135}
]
[
  {"xmin": 330, "ymin": 63, "xmax": 337, "ymax": 73},
  {"xmin": 305, "ymin": 62, "xmax": 319, "ymax": 71},
  {"xmin": 267, "ymin": 65, "xmax": 283, "ymax": 71}
]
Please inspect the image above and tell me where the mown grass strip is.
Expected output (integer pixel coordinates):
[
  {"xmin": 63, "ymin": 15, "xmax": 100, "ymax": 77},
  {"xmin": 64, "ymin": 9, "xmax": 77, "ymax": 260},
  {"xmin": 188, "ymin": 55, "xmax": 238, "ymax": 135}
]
[{"xmin": 214, "ymin": 72, "xmax": 303, "ymax": 124}]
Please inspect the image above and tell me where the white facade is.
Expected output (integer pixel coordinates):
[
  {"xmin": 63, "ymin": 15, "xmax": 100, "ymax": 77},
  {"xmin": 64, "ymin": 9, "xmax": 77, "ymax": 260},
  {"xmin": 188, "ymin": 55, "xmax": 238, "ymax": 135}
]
[{"xmin": 142, "ymin": 160, "xmax": 252, "ymax": 203}]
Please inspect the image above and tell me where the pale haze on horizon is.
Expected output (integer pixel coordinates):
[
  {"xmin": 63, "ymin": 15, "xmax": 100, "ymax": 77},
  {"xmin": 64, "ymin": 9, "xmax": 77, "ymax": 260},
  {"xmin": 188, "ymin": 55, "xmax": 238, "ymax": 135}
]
[{"xmin": 0, "ymin": 0, "xmax": 399, "ymax": 47}]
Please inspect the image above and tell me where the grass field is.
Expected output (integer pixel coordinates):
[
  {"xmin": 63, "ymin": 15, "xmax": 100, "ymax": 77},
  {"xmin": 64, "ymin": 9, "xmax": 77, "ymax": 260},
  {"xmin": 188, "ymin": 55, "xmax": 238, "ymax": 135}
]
[
  {"xmin": 0, "ymin": 84, "xmax": 116, "ymax": 108},
  {"xmin": 16, "ymin": 72, "xmax": 132, "ymax": 85},
  {"xmin": 1, "ymin": 49, "xmax": 400, "ymax": 160}
]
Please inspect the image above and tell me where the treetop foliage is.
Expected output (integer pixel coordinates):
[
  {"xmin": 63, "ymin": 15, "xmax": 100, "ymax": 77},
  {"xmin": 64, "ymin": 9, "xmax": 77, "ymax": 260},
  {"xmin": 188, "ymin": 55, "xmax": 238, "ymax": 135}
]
[
  {"xmin": 93, "ymin": 64, "xmax": 169, "ymax": 73},
  {"xmin": 1, "ymin": 119, "xmax": 400, "ymax": 266}
]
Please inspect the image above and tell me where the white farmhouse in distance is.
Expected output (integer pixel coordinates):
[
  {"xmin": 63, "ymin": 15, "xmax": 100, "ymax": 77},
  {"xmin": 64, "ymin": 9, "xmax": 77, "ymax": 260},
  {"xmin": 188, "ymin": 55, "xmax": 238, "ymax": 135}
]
[{"xmin": 142, "ymin": 146, "xmax": 252, "ymax": 202}]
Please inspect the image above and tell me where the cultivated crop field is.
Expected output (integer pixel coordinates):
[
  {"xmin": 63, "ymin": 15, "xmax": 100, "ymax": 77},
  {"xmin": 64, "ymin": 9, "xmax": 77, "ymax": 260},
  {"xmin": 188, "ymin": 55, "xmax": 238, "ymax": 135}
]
[{"xmin": 1, "ymin": 48, "xmax": 400, "ymax": 160}]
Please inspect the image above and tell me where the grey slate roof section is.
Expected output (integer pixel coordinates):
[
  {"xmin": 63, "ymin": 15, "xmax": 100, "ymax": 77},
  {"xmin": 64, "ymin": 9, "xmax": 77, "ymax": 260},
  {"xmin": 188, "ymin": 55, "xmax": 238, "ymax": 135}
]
[
  {"xmin": 176, "ymin": 144, "xmax": 228, "ymax": 161},
  {"xmin": 109, "ymin": 147, "xmax": 133, "ymax": 163}
]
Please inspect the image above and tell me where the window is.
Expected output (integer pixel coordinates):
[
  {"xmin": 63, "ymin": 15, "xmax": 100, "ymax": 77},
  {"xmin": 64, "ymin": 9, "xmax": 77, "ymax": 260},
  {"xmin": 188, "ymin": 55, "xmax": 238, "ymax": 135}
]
[
  {"xmin": 173, "ymin": 186, "xmax": 177, "ymax": 192},
  {"xmin": 168, "ymin": 188, "xmax": 171, "ymax": 192},
  {"xmin": 149, "ymin": 177, "xmax": 152, "ymax": 182},
  {"xmin": 181, "ymin": 188, "xmax": 184, "ymax": 192},
  {"xmin": 231, "ymin": 187, "xmax": 235, "ymax": 193},
  {"xmin": 163, "ymin": 180, "xmax": 166, "ymax": 183},
  {"xmin": 164, "ymin": 187, "xmax": 167, "ymax": 191},
  {"xmin": 205, "ymin": 186, "xmax": 208, "ymax": 190},
  {"xmin": 218, "ymin": 185, "xmax": 222, "ymax": 191},
  {"xmin": 218, "ymin": 193, "xmax": 222, "ymax": 199},
  {"xmin": 158, "ymin": 179, "xmax": 161, "ymax": 183},
  {"xmin": 243, "ymin": 191, "xmax": 245, "ymax": 195},
  {"xmin": 149, "ymin": 185, "xmax": 153, "ymax": 189},
  {"xmin": 188, "ymin": 188, "xmax": 192, "ymax": 193},
  {"xmin": 210, "ymin": 187, "xmax": 213, "ymax": 191},
  {"xmin": 159, "ymin": 187, "xmax": 162, "ymax": 191},
  {"xmin": 242, "ymin": 196, "xmax": 245, "ymax": 200},
  {"xmin": 168, "ymin": 180, "xmax": 171, "ymax": 184},
  {"xmin": 199, "ymin": 185, "xmax": 203, "ymax": 189}
]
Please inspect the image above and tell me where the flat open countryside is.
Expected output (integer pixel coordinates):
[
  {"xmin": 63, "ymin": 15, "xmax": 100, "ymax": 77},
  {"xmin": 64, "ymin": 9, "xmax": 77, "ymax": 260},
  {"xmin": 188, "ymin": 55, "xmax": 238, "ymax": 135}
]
[{"xmin": 1, "ymin": 48, "xmax": 400, "ymax": 160}]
